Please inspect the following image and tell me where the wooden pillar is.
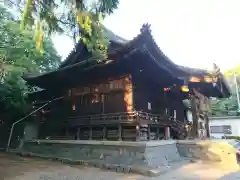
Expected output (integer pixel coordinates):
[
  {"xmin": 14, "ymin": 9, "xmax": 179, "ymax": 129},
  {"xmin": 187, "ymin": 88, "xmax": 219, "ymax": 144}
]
[
  {"xmin": 190, "ymin": 94, "xmax": 199, "ymax": 139},
  {"xmin": 124, "ymin": 75, "xmax": 133, "ymax": 113},
  {"xmin": 136, "ymin": 124, "xmax": 140, "ymax": 141},
  {"xmin": 77, "ymin": 127, "xmax": 80, "ymax": 140},
  {"xmin": 102, "ymin": 126, "xmax": 106, "ymax": 140},
  {"xmin": 101, "ymin": 94, "xmax": 105, "ymax": 114},
  {"xmin": 147, "ymin": 125, "xmax": 151, "ymax": 140},
  {"xmin": 118, "ymin": 124, "xmax": 122, "ymax": 141},
  {"xmin": 157, "ymin": 127, "xmax": 160, "ymax": 140},
  {"xmin": 89, "ymin": 126, "xmax": 92, "ymax": 140},
  {"xmin": 65, "ymin": 128, "xmax": 69, "ymax": 137},
  {"xmin": 164, "ymin": 126, "xmax": 170, "ymax": 139}
]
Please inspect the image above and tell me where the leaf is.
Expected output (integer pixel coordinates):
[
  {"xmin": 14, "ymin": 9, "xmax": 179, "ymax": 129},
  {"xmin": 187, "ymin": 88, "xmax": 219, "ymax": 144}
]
[{"xmin": 10, "ymin": 0, "xmax": 119, "ymax": 59}]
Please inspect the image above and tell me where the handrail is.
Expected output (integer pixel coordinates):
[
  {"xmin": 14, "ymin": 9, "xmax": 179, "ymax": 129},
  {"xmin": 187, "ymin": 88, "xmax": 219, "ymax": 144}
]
[
  {"xmin": 66, "ymin": 111, "xmax": 168, "ymax": 122},
  {"xmin": 6, "ymin": 96, "xmax": 64, "ymax": 152},
  {"xmin": 40, "ymin": 110, "xmax": 185, "ymax": 129},
  {"xmin": 68, "ymin": 111, "xmax": 138, "ymax": 119},
  {"xmin": 58, "ymin": 111, "xmax": 176, "ymax": 127}
]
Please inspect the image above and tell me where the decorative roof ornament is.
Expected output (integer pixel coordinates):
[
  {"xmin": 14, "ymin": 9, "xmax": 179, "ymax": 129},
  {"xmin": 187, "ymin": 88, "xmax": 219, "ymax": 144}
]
[
  {"xmin": 140, "ymin": 23, "xmax": 151, "ymax": 33},
  {"xmin": 212, "ymin": 63, "xmax": 221, "ymax": 87}
]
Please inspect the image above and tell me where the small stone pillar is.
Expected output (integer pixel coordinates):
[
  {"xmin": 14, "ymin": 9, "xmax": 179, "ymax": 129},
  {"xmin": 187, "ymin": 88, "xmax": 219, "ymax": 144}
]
[{"xmin": 164, "ymin": 126, "xmax": 170, "ymax": 139}]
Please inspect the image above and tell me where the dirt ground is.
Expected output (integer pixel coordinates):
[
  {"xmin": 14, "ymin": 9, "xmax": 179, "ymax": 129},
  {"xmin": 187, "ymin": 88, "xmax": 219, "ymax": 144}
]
[{"xmin": 1, "ymin": 152, "xmax": 240, "ymax": 180}]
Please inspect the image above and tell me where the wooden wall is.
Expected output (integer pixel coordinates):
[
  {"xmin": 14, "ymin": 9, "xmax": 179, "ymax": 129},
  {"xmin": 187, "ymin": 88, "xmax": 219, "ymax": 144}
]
[
  {"xmin": 165, "ymin": 94, "xmax": 187, "ymax": 123},
  {"xmin": 132, "ymin": 75, "xmax": 167, "ymax": 115},
  {"xmin": 132, "ymin": 74, "xmax": 187, "ymax": 123},
  {"xmin": 66, "ymin": 74, "xmax": 133, "ymax": 116}
]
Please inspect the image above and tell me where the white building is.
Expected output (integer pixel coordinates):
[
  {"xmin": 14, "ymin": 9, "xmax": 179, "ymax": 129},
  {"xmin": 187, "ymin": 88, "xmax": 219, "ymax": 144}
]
[{"xmin": 209, "ymin": 116, "xmax": 240, "ymax": 139}]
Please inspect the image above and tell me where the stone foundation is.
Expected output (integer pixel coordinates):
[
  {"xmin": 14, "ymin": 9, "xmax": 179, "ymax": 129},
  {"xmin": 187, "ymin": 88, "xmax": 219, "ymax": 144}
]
[
  {"xmin": 19, "ymin": 140, "xmax": 180, "ymax": 169},
  {"xmin": 14, "ymin": 139, "xmax": 239, "ymax": 176}
]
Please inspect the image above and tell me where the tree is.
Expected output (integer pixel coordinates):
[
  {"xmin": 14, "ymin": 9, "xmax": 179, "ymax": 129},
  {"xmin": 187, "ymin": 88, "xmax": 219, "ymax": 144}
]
[
  {"xmin": 0, "ymin": 5, "xmax": 61, "ymax": 148},
  {"xmin": 0, "ymin": 5, "xmax": 61, "ymax": 118},
  {"xmin": 5, "ymin": 0, "xmax": 120, "ymax": 59},
  {"xmin": 224, "ymin": 66, "xmax": 240, "ymax": 77}
]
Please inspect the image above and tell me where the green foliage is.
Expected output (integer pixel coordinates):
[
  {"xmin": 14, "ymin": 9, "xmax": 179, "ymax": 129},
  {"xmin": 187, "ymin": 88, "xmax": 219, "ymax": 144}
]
[
  {"xmin": 6, "ymin": 0, "xmax": 120, "ymax": 59},
  {"xmin": 211, "ymin": 97, "xmax": 239, "ymax": 116},
  {"xmin": 0, "ymin": 5, "xmax": 61, "ymax": 119},
  {"xmin": 0, "ymin": 9, "xmax": 60, "ymax": 73},
  {"xmin": 222, "ymin": 136, "xmax": 240, "ymax": 140},
  {"xmin": 211, "ymin": 74, "xmax": 240, "ymax": 116},
  {"xmin": 0, "ymin": 71, "xmax": 29, "ymax": 115}
]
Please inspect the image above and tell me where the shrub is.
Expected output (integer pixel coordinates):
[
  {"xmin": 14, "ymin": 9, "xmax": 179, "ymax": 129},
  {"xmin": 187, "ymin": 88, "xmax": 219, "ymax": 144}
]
[{"xmin": 222, "ymin": 136, "xmax": 240, "ymax": 140}]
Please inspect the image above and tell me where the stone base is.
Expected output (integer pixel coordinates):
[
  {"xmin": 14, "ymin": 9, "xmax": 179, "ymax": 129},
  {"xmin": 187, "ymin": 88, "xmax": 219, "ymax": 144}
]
[
  {"xmin": 13, "ymin": 139, "xmax": 239, "ymax": 176},
  {"xmin": 15, "ymin": 140, "xmax": 181, "ymax": 176}
]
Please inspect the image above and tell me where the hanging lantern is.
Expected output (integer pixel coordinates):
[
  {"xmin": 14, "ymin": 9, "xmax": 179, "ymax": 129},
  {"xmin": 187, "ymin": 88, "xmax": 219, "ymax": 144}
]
[
  {"xmin": 204, "ymin": 76, "xmax": 213, "ymax": 83},
  {"xmin": 181, "ymin": 85, "xmax": 189, "ymax": 92},
  {"xmin": 189, "ymin": 76, "xmax": 201, "ymax": 83},
  {"xmin": 72, "ymin": 104, "xmax": 76, "ymax": 111},
  {"xmin": 136, "ymin": 125, "xmax": 139, "ymax": 130},
  {"xmin": 164, "ymin": 87, "xmax": 170, "ymax": 92}
]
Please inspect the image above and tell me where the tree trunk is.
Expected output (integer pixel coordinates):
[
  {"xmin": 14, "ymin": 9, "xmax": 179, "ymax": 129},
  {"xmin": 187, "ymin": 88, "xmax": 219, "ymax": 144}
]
[
  {"xmin": 205, "ymin": 114, "xmax": 210, "ymax": 138},
  {"xmin": 190, "ymin": 95, "xmax": 199, "ymax": 139}
]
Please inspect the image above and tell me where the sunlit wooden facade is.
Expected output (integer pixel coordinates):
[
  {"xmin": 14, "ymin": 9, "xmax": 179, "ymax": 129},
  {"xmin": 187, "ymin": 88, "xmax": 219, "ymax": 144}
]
[{"xmin": 24, "ymin": 24, "xmax": 231, "ymax": 141}]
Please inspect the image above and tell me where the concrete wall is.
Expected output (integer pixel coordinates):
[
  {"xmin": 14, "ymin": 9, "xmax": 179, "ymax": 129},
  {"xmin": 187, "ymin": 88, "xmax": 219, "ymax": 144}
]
[{"xmin": 209, "ymin": 116, "xmax": 240, "ymax": 138}]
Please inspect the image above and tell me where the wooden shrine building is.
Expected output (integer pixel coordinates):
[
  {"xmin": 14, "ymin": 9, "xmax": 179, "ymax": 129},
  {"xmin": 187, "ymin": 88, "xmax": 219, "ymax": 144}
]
[{"xmin": 24, "ymin": 24, "xmax": 231, "ymax": 141}]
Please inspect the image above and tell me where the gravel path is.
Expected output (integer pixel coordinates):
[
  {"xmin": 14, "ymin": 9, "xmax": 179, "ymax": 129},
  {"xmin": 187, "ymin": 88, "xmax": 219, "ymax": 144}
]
[{"xmin": 1, "ymin": 152, "xmax": 240, "ymax": 180}]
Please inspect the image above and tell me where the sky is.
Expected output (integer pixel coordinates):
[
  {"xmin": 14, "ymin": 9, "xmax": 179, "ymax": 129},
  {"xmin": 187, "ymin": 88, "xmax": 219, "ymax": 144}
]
[{"xmin": 52, "ymin": 0, "xmax": 240, "ymax": 71}]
